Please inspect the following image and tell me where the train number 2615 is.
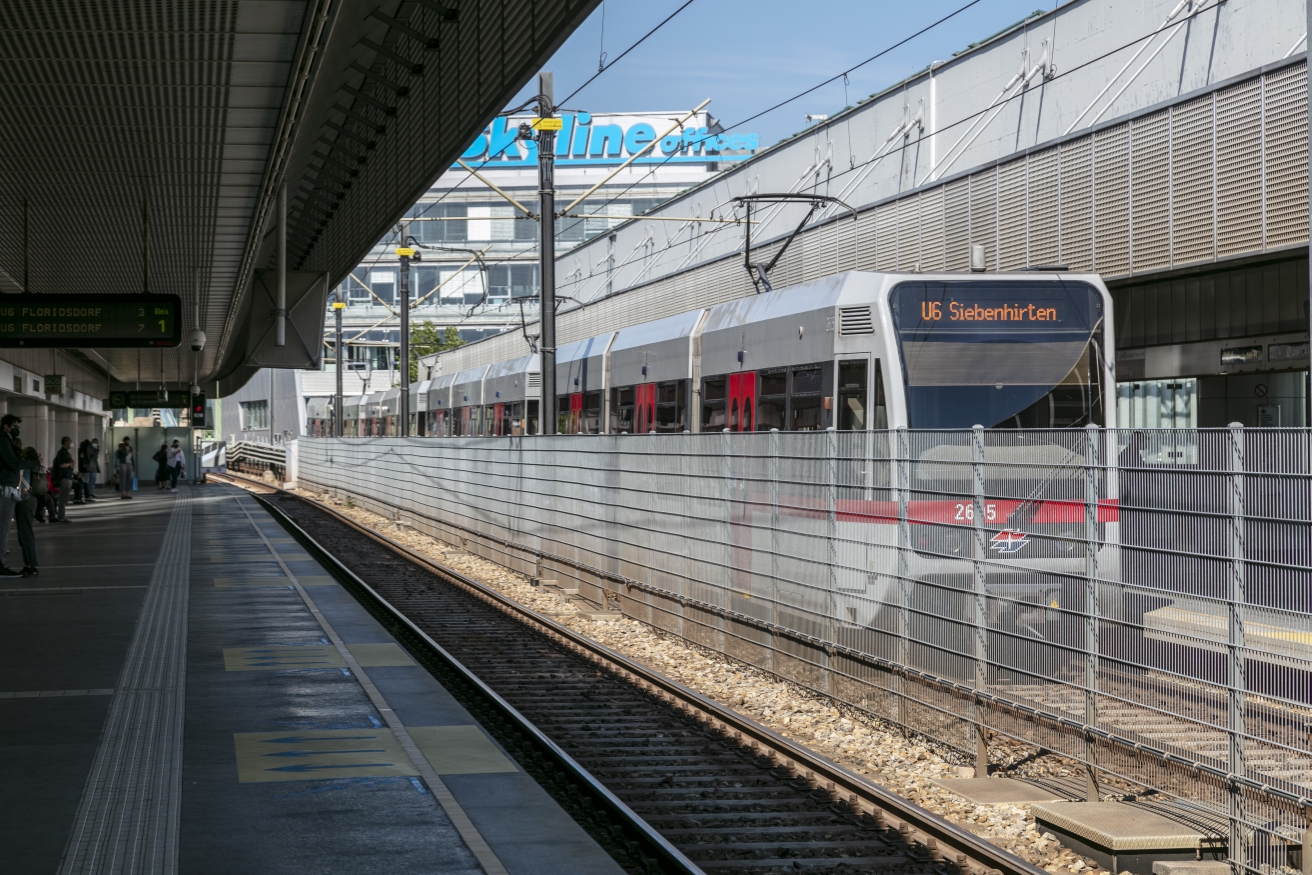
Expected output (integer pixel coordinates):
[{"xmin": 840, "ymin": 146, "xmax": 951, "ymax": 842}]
[{"xmin": 953, "ymin": 503, "xmax": 997, "ymax": 522}]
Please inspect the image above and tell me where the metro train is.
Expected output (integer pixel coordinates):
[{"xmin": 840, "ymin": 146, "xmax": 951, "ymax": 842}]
[{"xmin": 312, "ymin": 270, "xmax": 1116, "ymax": 438}]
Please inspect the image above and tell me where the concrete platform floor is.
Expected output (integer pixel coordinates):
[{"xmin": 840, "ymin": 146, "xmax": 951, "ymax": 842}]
[{"xmin": 0, "ymin": 485, "xmax": 622, "ymax": 875}]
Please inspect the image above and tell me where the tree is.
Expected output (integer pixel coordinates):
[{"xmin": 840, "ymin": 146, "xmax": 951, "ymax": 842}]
[{"xmin": 408, "ymin": 321, "xmax": 464, "ymax": 382}]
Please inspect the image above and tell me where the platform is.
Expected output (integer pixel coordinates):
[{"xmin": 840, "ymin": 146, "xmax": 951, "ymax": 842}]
[
  {"xmin": 0, "ymin": 485, "xmax": 623, "ymax": 875},
  {"xmin": 1031, "ymin": 801, "xmax": 1226, "ymax": 875}
]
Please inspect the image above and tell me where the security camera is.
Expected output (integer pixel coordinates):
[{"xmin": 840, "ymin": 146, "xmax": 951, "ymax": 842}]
[{"xmin": 188, "ymin": 329, "xmax": 206, "ymax": 352}]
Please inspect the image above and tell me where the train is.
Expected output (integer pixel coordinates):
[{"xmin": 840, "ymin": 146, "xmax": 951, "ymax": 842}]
[{"xmin": 308, "ymin": 270, "xmax": 1116, "ymax": 438}]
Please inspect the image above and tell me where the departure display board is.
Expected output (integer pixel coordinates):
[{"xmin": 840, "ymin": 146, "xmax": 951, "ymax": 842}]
[{"xmin": 0, "ymin": 294, "xmax": 182, "ymax": 348}]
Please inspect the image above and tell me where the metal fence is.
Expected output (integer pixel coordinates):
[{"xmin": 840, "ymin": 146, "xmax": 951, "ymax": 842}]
[
  {"xmin": 227, "ymin": 441, "xmax": 286, "ymax": 481},
  {"xmin": 297, "ymin": 429, "xmax": 1312, "ymax": 872}
]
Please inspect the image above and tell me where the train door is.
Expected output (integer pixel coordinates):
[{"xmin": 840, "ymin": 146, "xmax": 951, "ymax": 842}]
[
  {"xmin": 493, "ymin": 402, "xmax": 505, "ymax": 436},
  {"xmin": 635, "ymin": 383, "xmax": 656, "ymax": 433},
  {"xmin": 569, "ymin": 393, "xmax": 583, "ymax": 434},
  {"xmin": 728, "ymin": 372, "xmax": 756, "ymax": 432}
]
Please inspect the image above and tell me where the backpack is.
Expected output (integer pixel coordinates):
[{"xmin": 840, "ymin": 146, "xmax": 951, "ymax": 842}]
[{"xmin": 30, "ymin": 473, "xmax": 47, "ymax": 497}]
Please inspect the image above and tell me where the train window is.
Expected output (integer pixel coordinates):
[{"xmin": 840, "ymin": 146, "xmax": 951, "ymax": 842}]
[
  {"xmin": 655, "ymin": 381, "xmax": 685, "ymax": 432},
  {"xmin": 757, "ymin": 399, "xmax": 785, "ymax": 430},
  {"xmin": 610, "ymin": 386, "xmax": 635, "ymax": 433},
  {"xmin": 838, "ymin": 360, "xmax": 867, "ymax": 430},
  {"xmin": 526, "ymin": 400, "xmax": 539, "ymax": 435},
  {"xmin": 792, "ymin": 367, "xmax": 822, "ymax": 394},
  {"xmin": 557, "ymin": 396, "xmax": 571, "ymax": 434},
  {"xmin": 582, "ymin": 392, "xmax": 602, "ymax": 434},
  {"xmin": 790, "ymin": 396, "xmax": 823, "ymax": 430},
  {"xmin": 873, "ymin": 360, "xmax": 888, "ymax": 429},
  {"xmin": 759, "ymin": 368, "xmax": 786, "ymax": 397},
  {"xmin": 701, "ymin": 376, "xmax": 726, "ymax": 432}
]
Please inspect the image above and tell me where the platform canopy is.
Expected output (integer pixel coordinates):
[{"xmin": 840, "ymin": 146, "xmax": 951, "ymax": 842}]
[{"xmin": 0, "ymin": 0, "xmax": 596, "ymax": 391}]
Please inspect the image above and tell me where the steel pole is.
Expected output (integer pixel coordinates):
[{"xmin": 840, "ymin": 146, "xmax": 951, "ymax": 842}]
[
  {"xmin": 334, "ymin": 299, "xmax": 344, "ymax": 437},
  {"xmin": 538, "ymin": 71, "xmax": 557, "ymax": 435},
  {"xmin": 399, "ymin": 245, "xmax": 410, "ymax": 437}
]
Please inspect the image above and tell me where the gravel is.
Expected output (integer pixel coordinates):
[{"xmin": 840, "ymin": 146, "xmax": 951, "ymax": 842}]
[{"xmin": 295, "ymin": 488, "xmax": 1123, "ymax": 875}]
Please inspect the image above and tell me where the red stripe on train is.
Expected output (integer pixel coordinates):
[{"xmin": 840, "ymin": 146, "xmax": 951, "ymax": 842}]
[{"xmin": 763, "ymin": 497, "xmax": 1120, "ymax": 524}]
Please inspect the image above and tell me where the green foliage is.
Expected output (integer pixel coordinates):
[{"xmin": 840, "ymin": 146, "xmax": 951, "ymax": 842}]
[{"xmin": 408, "ymin": 321, "xmax": 465, "ymax": 382}]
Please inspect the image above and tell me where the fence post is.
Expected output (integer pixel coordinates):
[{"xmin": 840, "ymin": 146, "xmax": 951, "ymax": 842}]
[
  {"xmin": 1226, "ymin": 422, "xmax": 1247, "ymax": 869},
  {"xmin": 827, "ymin": 426, "xmax": 838, "ymax": 688},
  {"xmin": 720, "ymin": 428, "xmax": 732, "ymax": 652},
  {"xmin": 895, "ymin": 427, "xmax": 911, "ymax": 730},
  {"xmin": 769, "ymin": 428, "xmax": 780, "ymax": 674},
  {"xmin": 971, "ymin": 424, "xmax": 989, "ymax": 776},
  {"xmin": 1083, "ymin": 423, "xmax": 1101, "ymax": 802}
]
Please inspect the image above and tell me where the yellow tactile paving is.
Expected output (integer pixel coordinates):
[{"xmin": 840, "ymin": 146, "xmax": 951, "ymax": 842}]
[
  {"xmin": 233, "ymin": 728, "xmax": 418, "ymax": 782},
  {"xmin": 347, "ymin": 643, "xmax": 416, "ymax": 667},
  {"xmin": 409, "ymin": 725, "xmax": 518, "ymax": 775}
]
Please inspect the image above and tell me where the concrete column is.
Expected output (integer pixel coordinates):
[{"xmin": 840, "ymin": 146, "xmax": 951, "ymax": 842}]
[
  {"xmin": 52, "ymin": 408, "xmax": 77, "ymax": 454},
  {"xmin": 78, "ymin": 413, "xmax": 101, "ymax": 445}
]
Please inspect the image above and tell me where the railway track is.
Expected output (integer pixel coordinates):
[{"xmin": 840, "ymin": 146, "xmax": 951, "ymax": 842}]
[{"xmin": 210, "ymin": 472, "xmax": 1043, "ymax": 875}]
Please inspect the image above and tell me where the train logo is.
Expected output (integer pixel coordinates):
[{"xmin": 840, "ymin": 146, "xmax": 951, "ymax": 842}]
[{"xmin": 989, "ymin": 530, "xmax": 1031, "ymax": 554}]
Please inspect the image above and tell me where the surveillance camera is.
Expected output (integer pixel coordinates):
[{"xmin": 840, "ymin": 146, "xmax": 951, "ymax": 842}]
[
  {"xmin": 190, "ymin": 383, "xmax": 201, "ymax": 396},
  {"xmin": 188, "ymin": 329, "xmax": 206, "ymax": 352}
]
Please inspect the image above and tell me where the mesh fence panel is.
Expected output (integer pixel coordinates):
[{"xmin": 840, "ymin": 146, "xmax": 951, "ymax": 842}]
[{"xmin": 297, "ymin": 428, "xmax": 1312, "ymax": 872}]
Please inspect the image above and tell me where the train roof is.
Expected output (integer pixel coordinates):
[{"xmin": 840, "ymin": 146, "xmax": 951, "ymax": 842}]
[
  {"xmin": 557, "ymin": 331, "xmax": 614, "ymax": 394},
  {"xmin": 453, "ymin": 364, "xmax": 490, "ymax": 406},
  {"xmin": 485, "ymin": 353, "xmax": 539, "ymax": 404},
  {"xmin": 609, "ymin": 309, "xmax": 706, "ymax": 386}
]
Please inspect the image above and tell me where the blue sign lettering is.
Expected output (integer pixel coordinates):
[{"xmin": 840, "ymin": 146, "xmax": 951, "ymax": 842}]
[{"xmin": 456, "ymin": 113, "xmax": 758, "ymax": 167}]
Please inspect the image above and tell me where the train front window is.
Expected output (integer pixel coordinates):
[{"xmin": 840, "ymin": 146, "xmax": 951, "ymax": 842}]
[{"xmin": 891, "ymin": 280, "xmax": 1105, "ymax": 429}]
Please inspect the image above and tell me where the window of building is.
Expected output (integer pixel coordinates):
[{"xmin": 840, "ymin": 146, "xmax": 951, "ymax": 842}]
[
  {"xmin": 369, "ymin": 269, "xmax": 395, "ymax": 305},
  {"xmin": 488, "ymin": 264, "xmax": 538, "ymax": 300},
  {"xmin": 240, "ymin": 400, "xmax": 269, "ymax": 430},
  {"xmin": 413, "ymin": 204, "xmax": 467, "ymax": 243}
]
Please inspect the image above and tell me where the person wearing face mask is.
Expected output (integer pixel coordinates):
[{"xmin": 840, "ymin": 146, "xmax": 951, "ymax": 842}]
[
  {"xmin": 0, "ymin": 415, "xmax": 25, "ymax": 577},
  {"xmin": 78, "ymin": 437, "xmax": 100, "ymax": 501}
]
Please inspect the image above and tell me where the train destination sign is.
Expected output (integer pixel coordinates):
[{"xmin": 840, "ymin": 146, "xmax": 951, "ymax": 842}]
[{"xmin": 0, "ymin": 293, "xmax": 182, "ymax": 348}]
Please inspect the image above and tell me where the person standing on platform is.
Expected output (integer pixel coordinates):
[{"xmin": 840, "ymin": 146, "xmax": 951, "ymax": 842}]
[
  {"xmin": 53, "ymin": 436, "xmax": 74, "ymax": 523},
  {"xmin": 116, "ymin": 437, "xmax": 135, "ymax": 499},
  {"xmin": 16, "ymin": 445, "xmax": 39, "ymax": 577},
  {"xmin": 78, "ymin": 438, "xmax": 100, "ymax": 501},
  {"xmin": 0, "ymin": 415, "xmax": 25, "ymax": 577},
  {"xmin": 152, "ymin": 443, "xmax": 170, "ymax": 490},
  {"xmin": 167, "ymin": 439, "xmax": 185, "ymax": 492}
]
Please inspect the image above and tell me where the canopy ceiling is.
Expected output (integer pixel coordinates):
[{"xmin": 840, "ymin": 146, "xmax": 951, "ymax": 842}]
[{"xmin": 0, "ymin": 0, "xmax": 597, "ymax": 390}]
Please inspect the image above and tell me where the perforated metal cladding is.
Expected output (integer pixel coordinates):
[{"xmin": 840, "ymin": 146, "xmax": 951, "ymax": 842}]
[
  {"xmin": 942, "ymin": 178, "xmax": 970, "ymax": 270},
  {"xmin": 1170, "ymin": 95, "xmax": 1215, "ymax": 264},
  {"xmin": 1058, "ymin": 140, "xmax": 1092, "ymax": 271},
  {"xmin": 918, "ymin": 188, "xmax": 944, "ymax": 271},
  {"xmin": 856, "ymin": 209, "xmax": 878, "ymax": 271},
  {"xmin": 1263, "ymin": 64, "xmax": 1308, "ymax": 247},
  {"xmin": 968, "ymin": 168, "xmax": 997, "ymax": 270},
  {"xmin": 874, "ymin": 204, "xmax": 896, "ymax": 271},
  {"xmin": 997, "ymin": 159, "xmax": 1027, "ymax": 270},
  {"xmin": 1093, "ymin": 125, "xmax": 1130, "ymax": 276},
  {"xmin": 897, "ymin": 195, "xmax": 920, "ymax": 270},
  {"xmin": 835, "ymin": 213, "xmax": 859, "ymax": 273},
  {"xmin": 1027, "ymin": 148, "xmax": 1059, "ymax": 267},
  {"xmin": 1216, "ymin": 79, "xmax": 1264, "ymax": 256},
  {"xmin": 1130, "ymin": 113, "xmax": 1170, "ymax": 271}
]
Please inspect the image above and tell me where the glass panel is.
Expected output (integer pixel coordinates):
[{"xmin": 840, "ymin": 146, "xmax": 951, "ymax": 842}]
[
  {"xmin": 759, "ymin": 368, "xmax": 786, "ymax": 396},
  {"xmin": 790, "ymin": 395, "xmax": 822, "ymax": 431},
  {"xmin": 838, "ymin": 360, "xmax": 867, "ymax": 430},
  {"xmin": 873, "ymin": 359, "xmax": 888, "ymax": 429},
  {"xmin": 702, "ymin": 402, "xmax": 726, "ymax": 431},
  {"xmin": 757, "ymin": 399, "xmax": 785, "ymax": 430},
  {"xmin": 703, "ymin": 376, "xmax": 726, "ymax": 401},
  {"xmin": 891, "ymin": 279, "xmax": 1104, "ymax": 428},
  {"xmin": 792, "ymin": 367, "xmax": 822, "ymax": 394}
]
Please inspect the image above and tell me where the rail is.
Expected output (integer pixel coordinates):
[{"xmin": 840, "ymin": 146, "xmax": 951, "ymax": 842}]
[{"xmin": 294, "ymin": 428, "xmax": 1312, "ymax": 874}]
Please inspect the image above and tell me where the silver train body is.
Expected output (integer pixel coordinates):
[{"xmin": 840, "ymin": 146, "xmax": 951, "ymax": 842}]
[{"xmin": 322, "ymin": 270, "xmax": 1119, "ymax": 635}]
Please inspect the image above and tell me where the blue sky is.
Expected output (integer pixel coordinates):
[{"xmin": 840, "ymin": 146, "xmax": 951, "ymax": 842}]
[{"xmin": 509, "ymin": 0, "xmax": 1060, "ymax": 150}]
